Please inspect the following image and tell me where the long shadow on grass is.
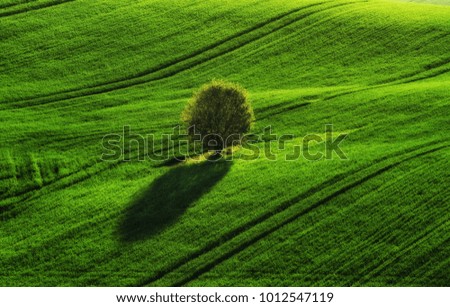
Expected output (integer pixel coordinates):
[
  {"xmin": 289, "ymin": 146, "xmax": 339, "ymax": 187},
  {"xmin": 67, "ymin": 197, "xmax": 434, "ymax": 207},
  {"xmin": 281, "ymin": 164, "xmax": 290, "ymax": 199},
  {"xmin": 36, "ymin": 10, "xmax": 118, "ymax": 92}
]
[{"xmin": 119, "ymin": 161, "xmax": 231, "ymax": 243}]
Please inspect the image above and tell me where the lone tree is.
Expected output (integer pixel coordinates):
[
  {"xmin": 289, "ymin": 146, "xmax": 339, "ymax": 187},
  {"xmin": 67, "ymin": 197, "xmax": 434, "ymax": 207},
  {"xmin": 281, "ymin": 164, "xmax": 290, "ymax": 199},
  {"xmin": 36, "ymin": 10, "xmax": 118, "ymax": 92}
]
[{"xmin": 182, "ymin": 80, "xmax": 254, "ymax": 152}]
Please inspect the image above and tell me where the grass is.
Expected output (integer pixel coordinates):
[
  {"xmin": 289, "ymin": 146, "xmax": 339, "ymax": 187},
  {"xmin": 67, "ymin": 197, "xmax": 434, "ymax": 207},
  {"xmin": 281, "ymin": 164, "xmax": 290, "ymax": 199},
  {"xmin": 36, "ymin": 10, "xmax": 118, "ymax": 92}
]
[{"xmin": 0, "ymin": 0, "xmax": 449, "ymax": 286}]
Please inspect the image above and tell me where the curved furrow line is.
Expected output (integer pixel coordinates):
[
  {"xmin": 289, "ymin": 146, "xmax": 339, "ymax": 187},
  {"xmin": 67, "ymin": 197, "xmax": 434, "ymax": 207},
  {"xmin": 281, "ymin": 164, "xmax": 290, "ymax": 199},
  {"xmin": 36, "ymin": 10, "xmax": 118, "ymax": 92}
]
[
  {"xmin": 385, "ymin": 51, "xmax": 450, "ymax": 85},
  {"xmin": 0, "ymin": 134, "xmax": 182, "ymax": 208},
  {"xmin": 5, "ymin": 1, "xmax": 364, "ymax": 109},
  {"xmin": 0, "ymin": 204, "xmax": 126, "ymax": 277},
  {"xmin": 168, "ymin": 145, "xmax": 449, "ymax": 286},
  {"xmin": 322, "ymin": 67, "xmax": 450, "ymax": 102},
  {"xmin": 0, "ymin": 0, "xmax": 74, "ymax": 18},
  {"xmin": 349, "ymin": 187, "xmax": 450, "ymax": 271},
  {"xmin": 0, "ymin": 148, "xmax": 125, "ymax": 205},
  {"xmin": 402, "ymin": 65, "xmax": 450, "ymax": 83},
  {"xmin": 407, "ymin": 235, "xmax": 450, "ymax": 280},
  {"xmin": 315, "ymin": 31, "xmax": 450, "ymax": 101},
  {"xmin": 322, "ymin": 54, "xmax": 450, "ymax": 101},
  {"xmin": 0, "ymin": 156, "xmax": 122, "ymax": 207},
  {"xmin": 360, "ymin": 208, "xmax": 450, "ymax": 282},
  {"xmin": 309, "ymin": 164, "xmax": 445, "ymax": 283},
  {"xmin": 0, "ymin": 0, "xmax": 38, "ymax": 10},
  {"xmin": 4, "ymin": 1, "xmax": 335, "ymax": 106},
  {"xmin": 2, "ymin": 2, "xmax": 325, "ymax": 106},
  {"xmin": 4, "ymin": 1, "xmax": 326, "ymax": 104},
  {"xmin": 134, "ymin": 140, "xmax": 445, "ymax": 286},
  {"xmin": 258, "ymin": 102, "xmax": 311, "ymax": 120},
  {"xmin": 372, "ymin": 31, "xmax": 450, "ymax": 84},
  {"xmin": 355, "ymin": 219, "xmax": 450, "ymax": 285},
  {"xmin": 0, "ymin": 124, "xmax": 181, "ymax": 204},
  {"xmin": 0, "ymin": 157, "xmax": 101, "ymax": 207}
]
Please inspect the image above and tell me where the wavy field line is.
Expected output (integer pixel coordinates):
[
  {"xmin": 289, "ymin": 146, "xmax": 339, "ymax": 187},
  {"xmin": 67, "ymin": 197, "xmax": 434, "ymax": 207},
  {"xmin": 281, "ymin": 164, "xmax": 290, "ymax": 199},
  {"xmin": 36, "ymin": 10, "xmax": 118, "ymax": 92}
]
[
  {"xmin": 0, "ymin": 135, "xmax": 179, "ymax": 208},
  {"xmin": 402, "ymin": 65, "xmax": 450, "ymax": 83},
  {"xmin": 0, "ymin": 0, "xmax": 74, "ymax": 18},
  {"xmin": 0, "ymin": 154, "xmax": 123, "ymax": 207},
  {"xmin": 306, "ymin": 161, "xmax": 446, "ymax": 284},
  {"xmin": 310, "ymin": 29, "xmax": 450, "ymax": 102},
  {"xmin": 5, "ymin": 1, "xmax": 364, "ymax": 108},
  {"xmin": 356, "ymin": 219, "xmax": 450, "ymax": 285},
  {"xmin": 0, "ymin": 126, "xmax": 182, "ymax": 205},
  {"xmin": 168, "ymin": 145, "xmax": 449, "ymax": 286},
  {"xmin": 135, "ymin": 140, "xmax": 446, "ymax": 286},
  {"xmin": 346, "ymin": 186, "xmax": 450, "ymax": 283},
  {"xmin": 0, "ymin": 0, "xmax": 38, "ymax": 10},
  {"xmin": 258, "ymin": 102, "xmax": 311, "ymax": 120},
  {"xmin": 322, "ymin": 54, "xmax": 450, "ymax": 101},
  {"xmin": 407, "ymin": 235, "xmax": 450, "ymax": 282},
  {"xmin": 4, "ymin": 1, "xmax": 329, "ymax": 106},
  {"xmin": 0, "ymin": 158, "xmax": 100, "ymax": 207},
  {"xmin": 357, "ymin": 211, "xmax": 450, "ymax": 283},
  {"xmin": 0, "ymin": 203, "xmax": 125, "ymax": 275},
  {"xmin": 378, "ymin": 44, "xmax": 450, "ymax": 85}
]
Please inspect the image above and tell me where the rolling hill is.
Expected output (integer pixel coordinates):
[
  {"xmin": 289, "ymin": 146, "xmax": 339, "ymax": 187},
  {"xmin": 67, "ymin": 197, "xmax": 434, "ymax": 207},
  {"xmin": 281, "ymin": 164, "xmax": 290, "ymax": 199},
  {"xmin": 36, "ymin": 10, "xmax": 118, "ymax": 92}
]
[{"xmin": 0, "ymin": 0, "xmax": 449, "ymax": 286}]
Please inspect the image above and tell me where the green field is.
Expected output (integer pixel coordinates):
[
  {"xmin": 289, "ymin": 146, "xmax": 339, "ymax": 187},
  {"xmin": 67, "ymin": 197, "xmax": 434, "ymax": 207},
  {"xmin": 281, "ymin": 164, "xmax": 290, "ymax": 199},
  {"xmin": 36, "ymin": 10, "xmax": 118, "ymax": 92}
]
[{"xmin": 0, "ymin": 0, "xmax": 449, "ymax": 286}]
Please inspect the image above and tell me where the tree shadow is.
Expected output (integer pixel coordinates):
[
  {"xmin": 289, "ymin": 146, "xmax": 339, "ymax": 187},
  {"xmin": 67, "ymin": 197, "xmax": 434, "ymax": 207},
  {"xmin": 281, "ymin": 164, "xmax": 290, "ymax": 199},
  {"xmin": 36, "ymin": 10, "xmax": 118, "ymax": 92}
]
[{"xmin": 118, "ymin": 161, "xmax": 231, "ymax": 243}]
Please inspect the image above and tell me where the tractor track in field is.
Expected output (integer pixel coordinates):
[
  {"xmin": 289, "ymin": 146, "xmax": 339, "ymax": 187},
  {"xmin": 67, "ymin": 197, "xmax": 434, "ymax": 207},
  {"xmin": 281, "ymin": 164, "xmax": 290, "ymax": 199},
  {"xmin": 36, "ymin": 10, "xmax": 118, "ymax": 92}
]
[
  {"xmin": 5, "ymin": 1, "xmax": 365, "ymax": 109},
  {"xmin": 305, "ymin": 167, "xmax": 447, "ymax": 283},
  {"xmin": 380, "ymin": 49, "xmax": 450, "ymax": 84},
  {"xmin": 169, "ymin": 144, "xmax": 449, "ymax": 286},
  {"xmin": 322, "ymin": 54, "xmax": 450, "ymax": 101},
  {"xmin": 0, "ymin": 158, "xmax": 103, "ymax": 207},
  {"xmin": 1, "ymin": 1, "xmax": 325, "ymax": 104},
  {"xmin": 344, "ymin": 187, "xmax": 450, "ymax": 284},
  {"xmin": 0, "ymin": 0, "xmax": 38, "ymax": 10},
  {"xmin": 322, "ymin": 66, "xmax": 450, "ymax": 101},
  {"xmin": 0, "ymin": 0, "xmax": 74, "ymax": 18},
  {"xmin": 0, "ymin": 154, "xmax": 127, "ymax": 207},
  {"xmin": 354, "ymin": 219, "xmax": 450, "ymax": 286},
  {"xmin": 133, "ymin": 140, "xmax": 447, "ymax": 286},
  {"xmin": 258, "ymin": 102, "xmax": 311, "ymax": 120},
  {"xmin": 174, "ymin": 147, "xmax": 448, "ymax": 285},
  {"xmin": 402, "ymin": 66, "xmax": 450, "ymax": 83},
  {"xmin": 370, "ymin": 30, "xmax": 450, "ymax": 82},
  {"xmin": 0, "ymin": 135, "xmax": 182, "ymax": 208},
  {"xmin": 2, "ymin": 0, "xmax": 448, "ymax": 109},
  {"xmin": 406, "ymin": 235, "xmax": 450, "ymax": 281},
  {"xmin": 306, "ymin": 27, "xmax": 450, "ymax": 102}
]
